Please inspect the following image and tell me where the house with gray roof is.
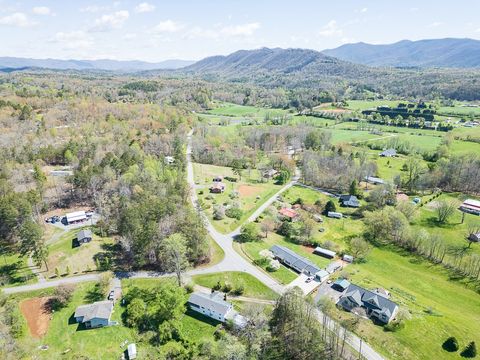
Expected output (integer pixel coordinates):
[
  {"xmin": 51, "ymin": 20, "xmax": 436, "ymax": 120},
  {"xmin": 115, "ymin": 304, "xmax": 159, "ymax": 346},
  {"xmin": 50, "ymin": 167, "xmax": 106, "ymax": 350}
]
[
  {"xmin": 380, "ymin": 148, "xmax": 397, "ymax": 157},
  {"xmin": 188, "ymin": 292, "xmax": 233, "ymax": 322},
  {"xmin": 77, "ymin": 229, "xmax": 92, "ymax": 245},
  {"xmin": 338, "ymin": 284, "xmax": 399, "ymax": 324},
  {"xmin": 339, "ymin": 195, "xmax": 360, "ymax": 208},
  {"xmin": 270, "ymin": 245, "xmax": 320, "ymax": 276},
  {"xmin": 74, "ymin": 301, "xmax": 114, "ymax": 328}
]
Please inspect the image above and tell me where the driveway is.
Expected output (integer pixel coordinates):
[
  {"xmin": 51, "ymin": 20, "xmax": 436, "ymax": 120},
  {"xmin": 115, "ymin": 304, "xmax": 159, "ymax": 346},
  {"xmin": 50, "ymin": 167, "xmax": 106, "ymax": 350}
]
[
  {"xmin": 315, "ymin": 281, "xmax": 345, "ymax": 304},
  {"xmin": 286, "ymin": 273, "xmax": 321, "ymax": 295}
]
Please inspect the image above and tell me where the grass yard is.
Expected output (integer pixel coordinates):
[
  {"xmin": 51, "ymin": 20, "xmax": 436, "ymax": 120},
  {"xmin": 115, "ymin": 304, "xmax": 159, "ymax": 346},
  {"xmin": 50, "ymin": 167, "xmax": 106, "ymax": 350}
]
[
  {"xmin": 44, "ymin": 227, "xmax": 115, "ymax": 278},
  {"xmin": 0, "ymin": 252, "xmax": 35, "ymax": 287},
  {"xmin": 194, "ymin": 162, "xmax": 281, "ymax": 233},
  {"xmin": 191, "ymin": 272, "xmax": 278, "ymax": 300},
  {"xmin": 14, "ymin": 282, "xmax": 158, "ymax": 360},
  {"xmin": 207, "ymin": 102, "xmax": 286, "ymax": 119},
  {"xmin": 338, "ymin": 246, "xmax": 480, "ymax": 360}
]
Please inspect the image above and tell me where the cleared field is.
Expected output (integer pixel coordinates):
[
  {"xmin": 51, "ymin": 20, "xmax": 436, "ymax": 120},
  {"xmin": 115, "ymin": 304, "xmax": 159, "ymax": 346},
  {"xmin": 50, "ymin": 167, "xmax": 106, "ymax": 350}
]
[
  {"xmin": 343, "ymin": 246, "xmax": 480, "ymax": 360},
  {"xmin": 45, "ymin": 228, "xmax": 115, "ymax": 278},
  {"xmin": 193, "ymin": 162, "xmax": 281, "ymax": 233}
]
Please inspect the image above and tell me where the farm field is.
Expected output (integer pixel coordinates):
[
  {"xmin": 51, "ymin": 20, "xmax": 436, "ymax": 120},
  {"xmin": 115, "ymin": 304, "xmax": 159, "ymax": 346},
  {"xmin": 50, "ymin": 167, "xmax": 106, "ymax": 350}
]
[
  {"xmin": 340, "ymin": 246, "xmax": 480, "ymax": 360},
  {"xmin": 191, "ymin": 271, "xmax": 279, "ymax": 300},
  {"xmin": 193, "ymin": 162, "xmax": 281, "ymax": 233}
]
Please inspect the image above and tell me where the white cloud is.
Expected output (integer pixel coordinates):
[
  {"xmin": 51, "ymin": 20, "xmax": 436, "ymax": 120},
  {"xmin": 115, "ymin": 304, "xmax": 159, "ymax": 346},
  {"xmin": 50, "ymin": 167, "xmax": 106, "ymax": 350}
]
[
  {"xmin": 32, "ymin": 6, "xmax": 51, "ymax": 15},
  {"xmin": 152, "ymin": 20, "xmax": 184, "ymax": 33},
  {"xmin": 135, "ymin": 2, "xmax": 155, "ymax": 13},
  {"xmin": 360, "ymin": 7, "xmax": 368, "ymax": 13},
  {"xmin": 123, "ymin": 33, "xmax": 137, "ymax": 40},
  {"xmin": 184, "ymin": 26, "xmax": 218, "ymax": 40},
  {"xmin": 91, "ymin": 10, "xmax": 129, "ymax": 32},
  {"xmin": 52, "ymin": 31, "xmax": 93, "ymax": 49},
  {"xmin": 427, "ymin": 21, "xmax": 443, "ymax": 28},
  {"xmin": 0, "ymin": 12, "xmax": 36, "ymax": 27},
  {"xmin": 220, "ymin": 22, "xmax": 260, "ymax": 36},
  {"xmin": 318, "ymin": 20, "xmax": 343, "ymax": 37},
  {"xmin": 80, "ymin": 5, "xmax": 109, "ymax": 13}
]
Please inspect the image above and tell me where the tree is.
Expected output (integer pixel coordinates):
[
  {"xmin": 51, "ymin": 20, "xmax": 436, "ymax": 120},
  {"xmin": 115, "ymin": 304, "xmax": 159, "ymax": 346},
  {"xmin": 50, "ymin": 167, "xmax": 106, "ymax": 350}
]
[
  {"xmin": 461, "ymin": 342, "xmax": 476, "ymax": 358},
  {"xmin": 403, "ymin": 156, "xmax": 426, "ymax": 193},
  {"xmin": 466, "ymin": 223, "xmax": 480, "ymax": 249},
  {"xmin": 51, "ymin": 284, "xmax": 75, "ymax": 309},
  {"xmin": 260, "ymin": 219, "xmax": 275, "ymax": 238},
  {"xmin": 126, "ymin": 298, "xmax": 146, "ymax": 327},
  {"xmin": 231, "ymin": 160, "xmax": 243, "ymax": 180},
  {"xmin": 239, "ymin": 223, "xmax": 260, "ymax": 243},
  {"xmin": 276, "ymin": 170, "xmax": 290, "ymax": 185},
  {"xmin": 349, "ymin": 237, "xmax": 371, "ymax": 261},
  {"xmin": 396, "ymin": 201, "xmax": 417, "ymax": 222},
  {"xmin": 324, "ymin": 200, "xmax": 336, "ymax": 215},
  {"xmin": 161, "ymin": 233, "xmax": 188, "ymax": 286},
  {"xmin": 442, "ymin": 336, "xmax": 459, "ymax": 352},
  {"xmin": 367, "ymin": 183, "xmax": 396, "ymax": 209},
  {"xmin": 436, "ymin": 199, "xmax": 457, "ymax": 224},
  {"xmin": 349, "ymin": 180, "xmax": 359, "ymax": 197}
]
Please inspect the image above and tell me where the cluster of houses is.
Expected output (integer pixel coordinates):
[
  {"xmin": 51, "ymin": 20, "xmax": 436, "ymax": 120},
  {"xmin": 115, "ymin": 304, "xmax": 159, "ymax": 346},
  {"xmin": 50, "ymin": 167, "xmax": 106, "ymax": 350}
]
[{"xmin": 332, "ymin": 279, "xmax": 399, "ymax": 324}]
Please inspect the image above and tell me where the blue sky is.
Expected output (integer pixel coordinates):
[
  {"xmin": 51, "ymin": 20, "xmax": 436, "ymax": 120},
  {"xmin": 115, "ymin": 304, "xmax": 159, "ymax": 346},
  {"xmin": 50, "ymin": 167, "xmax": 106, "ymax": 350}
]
[{"xmin": 0, "ymin": 0, "xmax": 479, "ymax": 61}]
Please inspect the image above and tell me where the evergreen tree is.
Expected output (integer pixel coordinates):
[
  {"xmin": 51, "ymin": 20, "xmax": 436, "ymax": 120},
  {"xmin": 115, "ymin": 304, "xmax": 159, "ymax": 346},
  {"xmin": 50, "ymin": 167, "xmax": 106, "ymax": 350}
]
[{"xmin": 461, "ymin": 342, "xmax": 477, "ymax": 358}]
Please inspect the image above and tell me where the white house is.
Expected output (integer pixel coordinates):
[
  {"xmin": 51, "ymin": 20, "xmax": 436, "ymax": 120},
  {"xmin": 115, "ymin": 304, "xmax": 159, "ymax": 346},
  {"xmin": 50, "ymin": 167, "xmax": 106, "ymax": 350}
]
[{"xmin": 188, "ymin": 292, "xmax": 233, "ymax": 322}]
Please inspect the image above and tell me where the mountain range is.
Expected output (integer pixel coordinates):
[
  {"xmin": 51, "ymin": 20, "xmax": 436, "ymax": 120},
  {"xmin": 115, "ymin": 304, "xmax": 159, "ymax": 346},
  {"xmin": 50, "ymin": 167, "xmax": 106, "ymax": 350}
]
[
  {"xmin": 0, "ymin": 57, "xmax": 194, "ymax": 71},
  {"xmin": 323, "ymin": 38, "xmax": 480, "ymax": 68}
]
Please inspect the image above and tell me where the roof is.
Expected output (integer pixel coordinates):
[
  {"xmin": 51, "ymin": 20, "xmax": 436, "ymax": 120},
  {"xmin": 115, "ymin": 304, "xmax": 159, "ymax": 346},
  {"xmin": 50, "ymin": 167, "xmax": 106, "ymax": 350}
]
[
  {"xmin": 365, "ymin": 176, "xmax": 384, "ymax": 184},
  {"xmin": 333, "ymin": 278, "xmax": 350, "ymax": 289},
  {"xmin": 314, "ymin": 247, "xmax": 336, "ymax": 258},
  {"xmin": 188, "ymin": 292, "xmax": 232, "ymax": 316},
  {"xmin": 77, "ymin": 229, "xmax": 92, "ymax": 240},
  {"xmin": 315, "ymin": 269, "xmax": 329, "ymax": 278},
  {"xmin": 66, "ymin": 211, "xmax": 86, "ymax": 222},
  {"xmin": 270, "ymin": 245, "xmax": 320, "ymax": 275},
  {"xmin": 461, "ymin": 199, "xmax": 480, "ymax": 210},
  {"xmin": 396, "ymin": 193, "xmax": 409, "ymax": 202},
  {"xmin": 341, "ymin": 284, "xmax": 398, "ymax": 316},
  {"xmin": 380, "ymin": 148, "xmax": 397, "ymax": 156},
  {"xmin": 127, "ymin": 344, "xmax": 137, "ymax": 356},
  {"xmin": 339, "ymin": 195, "xmax": 360, "ymax": 207},
  {"xmin": 74, "ymin": 301, "xmax": 113, "ymax": 322},
  {"xmin": 263, "ymin": 169, "xmax": 278, "ymax": 177},
  {"xmin": 210, "ymin": 183, "xmax": 225, "ymax": 190},
  {"xmin": 279, "ymin": 208, "xmax": 298, "ymax": 218}
]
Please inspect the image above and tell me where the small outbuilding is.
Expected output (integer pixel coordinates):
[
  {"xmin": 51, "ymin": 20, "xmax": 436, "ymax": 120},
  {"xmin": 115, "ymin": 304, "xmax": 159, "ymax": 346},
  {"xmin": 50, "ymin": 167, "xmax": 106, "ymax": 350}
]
[
  {"xmin": 342, "ymin": 254, "xmax": 354, "ymax": 263},
  {"xmin": 460, "ymin": 199, "xmax": 480, "ymax": 216},
  {"xmin": 332, "ymin": 278, "xmax": 350, "ymax": 292},
  {"xmin": 365, "ymin": 176, "xmax": 384, "ymax": 185},
  {"xmin": 77, "ymin": 229, "xmax": 92, "ymax": 245},
  {"xmin": 278, "ymin": 208, "xmax": 299, "ymax": 221},
  {"xmin": 315, "ymin": 269, "xmax": 330, "ymax": 282},
  {"xmin": 262, "ymin": 169, "xmax": 278, "ymax": 179},
  {"xmin": 210, "ymin": 182, "xmax": 225, "ymax": 193},
  {"xmin": 65, "ymin": 211, "xmax": 87, "ymax": 224},
  {"xmin": 127, "ymin": 343, "xmax": 137, "ymax": 359},
  {"xmin": 313, "ymin": 246, "xmax": 336, "ymax": 259},
  {"xmin": 327, "ymin": 211, "xmax": 343, "ymax": 219}
]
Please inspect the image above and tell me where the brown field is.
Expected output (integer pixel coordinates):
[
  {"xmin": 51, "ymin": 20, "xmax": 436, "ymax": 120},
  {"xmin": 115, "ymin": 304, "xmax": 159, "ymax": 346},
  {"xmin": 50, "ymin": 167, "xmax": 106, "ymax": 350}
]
[
  {"xmin": 19, "ymin": 297, "xmax": 52, "ymax": 338},
  {"xmin": 238, "ymin": 184, "xmax": 263, "ymax": 197}
]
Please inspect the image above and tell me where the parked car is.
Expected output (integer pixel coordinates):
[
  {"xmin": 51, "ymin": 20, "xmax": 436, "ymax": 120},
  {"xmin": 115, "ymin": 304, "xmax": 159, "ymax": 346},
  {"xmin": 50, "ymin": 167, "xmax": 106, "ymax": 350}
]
[
  {"xmin": 108, "ymin": 290, "xmax": 115, "ymax": 300},
  {"xmin": 51, "ymin": 215, "xmax": 60, "ymax": 223},
  {"xmin": 327, "ymin": 279, "xmax": 333, "ymax": 284},
  {"xmin": 305, "ymin": 277, "xmax": 314, "ymax": 283},
  {"xmin": 86, "ymin": 211, "xmax": 95, "ymax": 218}
]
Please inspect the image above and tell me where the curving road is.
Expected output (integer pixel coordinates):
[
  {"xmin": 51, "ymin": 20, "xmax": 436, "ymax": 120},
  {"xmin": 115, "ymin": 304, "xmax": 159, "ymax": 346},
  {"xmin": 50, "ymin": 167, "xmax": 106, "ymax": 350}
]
[{"xmin": 2, "ymin": 130, "xmax": 385, "ymax": 360}]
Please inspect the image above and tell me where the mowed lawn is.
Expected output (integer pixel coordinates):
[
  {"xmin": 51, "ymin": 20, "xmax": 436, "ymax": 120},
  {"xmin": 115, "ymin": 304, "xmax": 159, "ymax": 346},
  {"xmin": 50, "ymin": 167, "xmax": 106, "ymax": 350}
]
[
  {"xmin": 15, "ymin": 282, "xmax": 158, "ymax": 360},
  {"xmin": 191, "ymin": 272, "xmax": 278, "ymax": 300},
  {"xmin": 344, "ymin": 247, "xmax": 480, "ymax": 360},
  {"xmin": 44, "ymin": 227, "xmax": 115, "ymax": 278},
  {"xmin": 194, "ymin": 162, "xmax": 281, "ymax": 233},
  {"xmin": 0, "ymin": 252, "xmax": 35, "ymax": 287}
]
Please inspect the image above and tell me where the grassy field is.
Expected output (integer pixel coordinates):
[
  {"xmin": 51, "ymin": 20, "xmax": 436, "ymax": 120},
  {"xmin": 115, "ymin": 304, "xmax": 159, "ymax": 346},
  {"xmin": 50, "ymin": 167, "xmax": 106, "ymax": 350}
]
[
  {"xmin": 191, "ymin": 272, "xmax": 278, "ymax": 300},
  {"xmin": 339, "ymin": 246, "xmax": 480, "ymax": 360},
  {"xmin": 206, "ymin": 102, "xmax": 286, "ymax": 119},
  {"xmin": 44, "ymin": 227, "xmax": 115, "ymax": 278},
  {"xmin": 193, "ymin": 162, "xmax": 281, "ymax": 233},
  {"xmin": 0, "ymin": 252, "xmax": 35, "ymax": 287},
  {"xmin": 14, "ymin": 282, "xmax": 158, "ymax": 359}
]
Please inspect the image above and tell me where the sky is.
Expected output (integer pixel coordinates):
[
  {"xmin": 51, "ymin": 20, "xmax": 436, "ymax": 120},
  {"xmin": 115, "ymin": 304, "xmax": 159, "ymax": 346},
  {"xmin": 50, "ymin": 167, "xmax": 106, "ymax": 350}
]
[{"xmin": 0, "ymin": 0, "xmax": 479, "ymax": 62}]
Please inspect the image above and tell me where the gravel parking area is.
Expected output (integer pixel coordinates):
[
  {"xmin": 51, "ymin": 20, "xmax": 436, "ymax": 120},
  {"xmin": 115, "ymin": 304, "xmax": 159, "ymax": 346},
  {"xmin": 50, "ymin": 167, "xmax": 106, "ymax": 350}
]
[{"xmin": 315, "ymin": 281, "xmax": 346, "ymax": 304}]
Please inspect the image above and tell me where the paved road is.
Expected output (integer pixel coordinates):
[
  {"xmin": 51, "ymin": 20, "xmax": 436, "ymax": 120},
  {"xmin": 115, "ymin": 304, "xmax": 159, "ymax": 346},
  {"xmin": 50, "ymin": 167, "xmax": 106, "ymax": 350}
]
[{"xmin": 2, "ymin": 129, "xmax": 385, "ymax": 360}]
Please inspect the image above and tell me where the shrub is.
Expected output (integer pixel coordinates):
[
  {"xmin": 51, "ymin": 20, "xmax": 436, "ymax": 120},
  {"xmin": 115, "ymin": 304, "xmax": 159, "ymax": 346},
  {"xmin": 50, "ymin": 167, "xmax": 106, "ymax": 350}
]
[
  {"xmin": 442, "ymin": 337, "xmax": 459, "ymax": 352},
  {"xmin": 224, "ymin": 176, "xmax": 238, "ymax": 182},
  {"xmin": 222, "ymin": 283, "xmax": 232, "ymax": 293},
  {"xmin": 232, "ymin": 285, "xmax": 244, "ymax": 296},
  {"xmin": 324, "ymin": 200, "xmax": 336, "ymax": 215},
  {"xmin": 461, "ymin": 342, "xmax": 477, "ymax": 358},
  {"xmin": 384, "ymin": 320, "xmax": 405, "ymax": 332},
  {"xmin": 184, "ymin": 283, "xmax": 194, "ymax": 293},
  {"xmin": 225, "ymin": 207, "xmax": 243, "ymax": 220},
  {"xmin": 292, "ymin": 197, "xmax": 303, "ymax": 205},
  {"xmin": 213, "ymin": 281, "xmax": 222, "ymax": 291}
]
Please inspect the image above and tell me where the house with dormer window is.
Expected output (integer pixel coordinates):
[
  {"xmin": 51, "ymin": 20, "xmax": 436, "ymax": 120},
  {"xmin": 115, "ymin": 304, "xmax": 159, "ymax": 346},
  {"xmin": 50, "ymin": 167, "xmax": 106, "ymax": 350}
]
[{"xmin": 337, "ymin": 283, "xmax": 399, "ymax": 324}]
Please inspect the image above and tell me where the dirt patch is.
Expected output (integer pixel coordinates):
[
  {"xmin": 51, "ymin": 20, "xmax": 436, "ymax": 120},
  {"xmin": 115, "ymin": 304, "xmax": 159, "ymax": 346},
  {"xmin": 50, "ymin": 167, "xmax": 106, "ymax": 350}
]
[
  {"xmin": 19, "ymin": 297, "xmax": 53, "ymax": 338},
  {"xmin": 426, "ymin": 200, "xmax": 440, "ymax": 210},
  {"xmin": 238, "ymin": 185, "xmax": 263, "ymax": 197}
]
